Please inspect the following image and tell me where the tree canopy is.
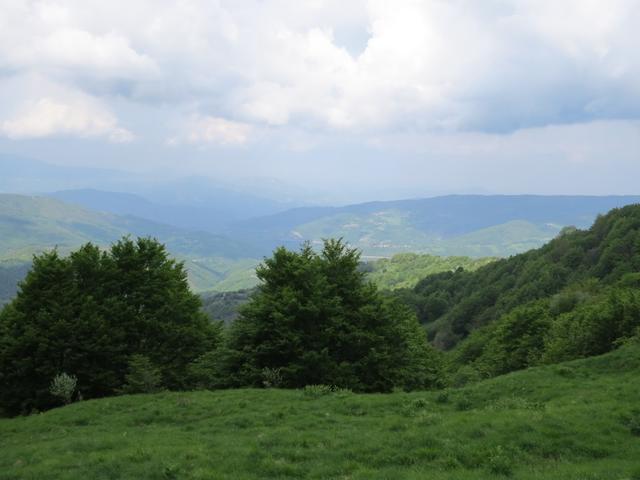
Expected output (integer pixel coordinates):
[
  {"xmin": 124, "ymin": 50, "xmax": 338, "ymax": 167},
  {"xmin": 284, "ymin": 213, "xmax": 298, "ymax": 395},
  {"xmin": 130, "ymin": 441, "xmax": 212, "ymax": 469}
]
[
  {"xmin": 219, "ymin": 239, "xmax": 442, "ymax": 392},
  {"xmin": 0, "ymin": 237, "xmax": 218, "ymax": 415}
]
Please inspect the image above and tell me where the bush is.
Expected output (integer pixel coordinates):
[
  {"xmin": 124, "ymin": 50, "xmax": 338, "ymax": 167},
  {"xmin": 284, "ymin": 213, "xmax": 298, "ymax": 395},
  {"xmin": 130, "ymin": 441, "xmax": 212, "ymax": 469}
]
[
  {"xmin": 121, "ymin": 355, "xmax": 162, "ymax": 394},
  {"xmin": 261, "ymin": 367, "xmax": 283, "ymax": 388},
  {"xmin": 487, "ymin": 446, "xmax": 514, "ymax": 476},
  {"xmin": 49, "ymin": 373, "xmax": 77, "ymax": 405},
  {"xmin": 450, "ymin": 365, "xmax": 482, "ymax": 388},
  {"xmin": 302, "ymin": 385, "xmax": 335, "ymax": 398},
  {"xmin": 627, "ymin": 413, "xmax": 640, "ymax": 437},
  {"xmin": 301, "ymin": 384, "xmax": 352, "ymax": 398}
]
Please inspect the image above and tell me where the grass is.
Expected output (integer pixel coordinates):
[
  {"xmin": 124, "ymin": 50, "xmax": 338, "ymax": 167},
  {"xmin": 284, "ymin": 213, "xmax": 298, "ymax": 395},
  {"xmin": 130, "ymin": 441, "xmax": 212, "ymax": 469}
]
[{"xmin": 1, "ymin": 345, "xmax": 640, "ymax": 479}]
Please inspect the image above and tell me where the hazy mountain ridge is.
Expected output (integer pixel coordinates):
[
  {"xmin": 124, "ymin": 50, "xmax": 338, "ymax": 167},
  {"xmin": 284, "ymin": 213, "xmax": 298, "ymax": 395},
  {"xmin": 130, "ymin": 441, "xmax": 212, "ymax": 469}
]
[
  {"xmin": 2, "ymin": 192, "xmax": 640, "ymax": 302},
  {"xmin": 229, "ymin": 195, "xmax": 640, "ymax": 257},
  {"xmin": 0, "ymin": 194, "xmax": 261, "ymax": 293},
  {"xmin": 1, "ymin": 155, "xmax": 308, "ymax": 230}
]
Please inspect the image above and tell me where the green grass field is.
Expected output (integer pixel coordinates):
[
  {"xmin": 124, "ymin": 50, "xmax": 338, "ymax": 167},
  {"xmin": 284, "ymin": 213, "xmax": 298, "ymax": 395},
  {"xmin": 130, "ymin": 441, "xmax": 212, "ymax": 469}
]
[{"xmin": 2, "ymin": 344, "xmax": 640, "ymax": 479}]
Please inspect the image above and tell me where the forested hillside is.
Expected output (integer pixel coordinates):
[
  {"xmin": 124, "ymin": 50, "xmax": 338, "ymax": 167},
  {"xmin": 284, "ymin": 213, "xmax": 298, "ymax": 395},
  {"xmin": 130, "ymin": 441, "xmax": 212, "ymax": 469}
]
[
  {"xmin": 363, "ymin": 253, "xmax": 495, "ymax": 290},
  {"xmin": 395, "ymin": 204, "xmax": 640, "ymax": 382}
]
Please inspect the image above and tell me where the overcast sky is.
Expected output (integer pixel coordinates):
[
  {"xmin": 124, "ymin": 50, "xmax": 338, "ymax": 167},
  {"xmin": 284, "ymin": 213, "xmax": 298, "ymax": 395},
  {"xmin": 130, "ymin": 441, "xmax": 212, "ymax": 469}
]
[{"xmin": 0, "ymin": 0, "xmax": 639, "ymax": 202}]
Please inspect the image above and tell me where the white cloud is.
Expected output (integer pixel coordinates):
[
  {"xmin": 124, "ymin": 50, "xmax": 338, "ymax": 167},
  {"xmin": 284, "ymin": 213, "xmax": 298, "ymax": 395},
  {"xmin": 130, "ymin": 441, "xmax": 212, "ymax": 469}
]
[
  {"xmin": 36, "ymin": 28, "xmax": 158, "ymax": 78},
  {"xmin": 0, "ymin": 0, "xmax": 639, "ymax": 140},
  {"xmin": 170, "ymin": 115, "xmax": 252, "ymax": 146},
  {"xmin": 1, "ymin": 96, "xmax": 133, "ymax": 143}
]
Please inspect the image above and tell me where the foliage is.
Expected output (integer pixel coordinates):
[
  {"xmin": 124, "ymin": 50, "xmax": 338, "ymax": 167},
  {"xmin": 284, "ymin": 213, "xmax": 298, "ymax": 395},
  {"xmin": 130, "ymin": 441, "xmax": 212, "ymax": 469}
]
[
  {"xmin": 1, "ymin": 343, "xmax": 639, "ymax": 479},
  {"xmin": 0, "ymin": 237, "xmax": 220, "ymax": 415},
  {"xmin": 362, "ymin": 252, "xmax": 495, "ymax": 290},
  {"xmin": 445, "ymin": 282, "xmax": 640, "ymax": 382},
  {"xmin": 398, "ymin": 204, "xmax": 640, "ymax": 350},
  {"xmin": 200, "ymin": 288, "xmax": 256, "ymax": 323},
  {"xmin": 261, "ymin": 367, "xmax": 283, "ymax": 388},
  {"xmin": 219, "ymin": 239, "xmax": 442, "ymax": 392},
  {"xmin": 49, "ymin": 373, "xmax": 77, "ymax": 405},
  {"xmin": 121, "ymin": 355, "xmax": 162, "ymax": 394}
]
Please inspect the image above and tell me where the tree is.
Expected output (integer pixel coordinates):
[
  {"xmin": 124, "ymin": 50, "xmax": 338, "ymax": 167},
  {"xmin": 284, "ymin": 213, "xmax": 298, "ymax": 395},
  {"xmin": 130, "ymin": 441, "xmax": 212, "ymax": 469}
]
[
  {"xmin": 219, "ymin": 239, "xmax": 441, "ymax": 392},
  {"xmin": 121, "ymin": 355, "xmax": 162, "ymax": 394},
  {"xmin": 0, "ymin": 237, "xmax": 219, "ymax": 415}
]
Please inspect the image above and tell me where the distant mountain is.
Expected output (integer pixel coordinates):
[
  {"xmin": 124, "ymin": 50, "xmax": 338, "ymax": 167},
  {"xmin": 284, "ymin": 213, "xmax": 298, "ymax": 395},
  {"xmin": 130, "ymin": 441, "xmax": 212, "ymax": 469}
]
[
  {"xmin": 1, "ymin": 155, "xmax": 306, "ymax": 230},
  {"xmin": 0, "ymin": 155, "xmax": 137, "ymax": 193},
  {"xmin": 230, "ymin": 195, "xmax": 640, "ymax": 257},
  {"xmin": 48, "ymin": 188, "xmax": 290, "ymax": 233},
  {"xmin": 47, "ymin": 179, "xmax": 303, "ymax": 233},
  {"xmin": 0, "ymin": 194, "xmax": 262, "ymax": 293}
]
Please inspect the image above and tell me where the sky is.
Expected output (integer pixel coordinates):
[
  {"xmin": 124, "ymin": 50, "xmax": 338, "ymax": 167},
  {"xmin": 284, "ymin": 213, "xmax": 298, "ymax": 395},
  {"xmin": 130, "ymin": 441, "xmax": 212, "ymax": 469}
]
[{"xmin": 0, "ymin": 0, "xmax": 639, "ymax": 202}]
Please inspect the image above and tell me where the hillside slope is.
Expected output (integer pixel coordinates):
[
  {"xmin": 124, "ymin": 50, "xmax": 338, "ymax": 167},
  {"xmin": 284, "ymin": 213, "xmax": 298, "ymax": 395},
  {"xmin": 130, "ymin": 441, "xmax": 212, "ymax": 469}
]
[
  {"xmin": 399, "ymin": 203, "xmax": 640, "ymax": 349},
  {"xmin": 1, "ymin": 343, "xmax": 639, "ymax": 479},
  {"xmin": 364, "ymin": 253, "xmax": 495, "ymax": 290},
  {"xmin": 0, "ymin": 194, "xmax": 261, "ymax": 292},
  {"xmin": 230, "ymin": 195, "xmax": 640, "ymax": 257}
]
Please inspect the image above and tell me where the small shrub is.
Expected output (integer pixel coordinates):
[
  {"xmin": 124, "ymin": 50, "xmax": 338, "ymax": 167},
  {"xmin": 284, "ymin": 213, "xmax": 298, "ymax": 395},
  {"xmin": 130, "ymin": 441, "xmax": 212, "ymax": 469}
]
[
  {"xmin": 487, "ymin": 446, "xmax": 513, "ymax": 476},
  {"xmin": 49, "ymin": 373, "xmax": 77, "ymax": 405},
  {"xmin": 302, "ymin": 384, "xmax": 334, "ymax": 398},
  {"xmin": 162, "ymin": 465, "xmax": 179, "ymax": 480},
  {"xmin": 301, "ymin": 384, "xmax": 351, "ymax": 398},
  {"xmin": 435, "ymin": 390, "xmax": 450, "ymax": 404},
  {"xmin": 628, "ymin": 414, "xmax": 640, "ymax": 436},
  {"xmin": 553, "ymin": 365, "xmax": 575, "ymax": 378},
  {"xmin": 454, "ymin": 394, "xmax": 473, "ymax": 411},
  {"xmin": 400, "ymin": 398, "xmax": 430, "ymax": 417},
  {"xmin": 413, "ymin": 398, "xmax": 429, "ymax": 409},
  {"xmin": 122, "ymin": 355, "xmax": 162, "ymax": 394},
  {"xmin": 450, "ymin": 365, "xmax": 482, "ymax": 388},
  {"xmin": 261, "ymin": 367, "xmax": 283, "ymax": 388}
]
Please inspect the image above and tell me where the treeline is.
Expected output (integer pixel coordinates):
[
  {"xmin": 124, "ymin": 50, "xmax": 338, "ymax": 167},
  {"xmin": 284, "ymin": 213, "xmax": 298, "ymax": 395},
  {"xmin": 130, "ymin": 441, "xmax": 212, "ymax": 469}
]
[
  {"xmin": 0, "ymin": 238, "xmax": 441, "ymax": 416},
  {"xmin": 394, "ymin": 204, "xmax": 640, "ymax": 383}
]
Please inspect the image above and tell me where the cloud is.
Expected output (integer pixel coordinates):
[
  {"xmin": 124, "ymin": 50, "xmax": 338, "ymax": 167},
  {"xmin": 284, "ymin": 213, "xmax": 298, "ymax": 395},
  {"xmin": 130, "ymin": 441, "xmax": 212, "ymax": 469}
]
[
  {"xmin": 1, "ymin": 96, "xmax": 133, "ymax": 143},
  {"xmin": 169, "ymin": 115, "xmax": 252, "ymax": 146},
  {"xmin": 0, "ymin": 0, "xmax": 639, "ymax": 140}
]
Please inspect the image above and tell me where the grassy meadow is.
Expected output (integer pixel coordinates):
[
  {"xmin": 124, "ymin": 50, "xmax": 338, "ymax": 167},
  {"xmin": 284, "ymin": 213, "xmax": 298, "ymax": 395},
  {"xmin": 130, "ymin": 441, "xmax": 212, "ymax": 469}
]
[{"xmin": 2, "ymin": 343, "xmax": 639, "ymax": 480}]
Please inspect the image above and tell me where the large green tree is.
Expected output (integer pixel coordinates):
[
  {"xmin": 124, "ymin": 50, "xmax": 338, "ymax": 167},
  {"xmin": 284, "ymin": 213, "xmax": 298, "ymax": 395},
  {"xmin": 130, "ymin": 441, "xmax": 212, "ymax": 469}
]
[
  {"xmin": 0, "ymin": 237, "xmax": 218, "ymax": 415},
  {"xmin": 220, "ymin": 239, "xmax": 441, "ymax": 392}
]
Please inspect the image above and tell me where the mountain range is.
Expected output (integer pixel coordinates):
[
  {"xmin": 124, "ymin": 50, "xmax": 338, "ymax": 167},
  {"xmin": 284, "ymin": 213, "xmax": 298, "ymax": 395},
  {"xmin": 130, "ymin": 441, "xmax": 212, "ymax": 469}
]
[
  {"xmin": 228, "ymin": 195, "xmax": 640, "ymax": 257},
  {"xmin": 1, "ymin": 186, "xmax": 639, "ymax": 305}
]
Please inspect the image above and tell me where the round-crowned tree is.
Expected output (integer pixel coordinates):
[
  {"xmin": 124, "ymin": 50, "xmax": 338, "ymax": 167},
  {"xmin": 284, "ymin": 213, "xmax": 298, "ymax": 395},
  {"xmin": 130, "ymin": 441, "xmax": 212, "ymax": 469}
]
[
  {"xmin": 0, "ymin": 237, "xmax": 218, "ymax": 415},
  {"xmin": 220, "ymin": 239, "xmax": 442, "ymax": 392}
]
